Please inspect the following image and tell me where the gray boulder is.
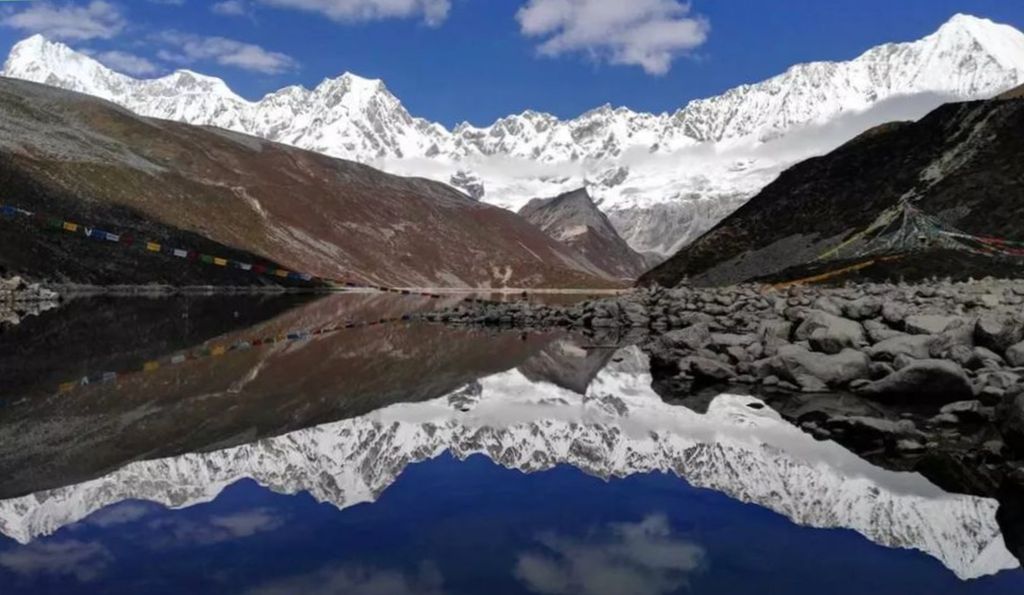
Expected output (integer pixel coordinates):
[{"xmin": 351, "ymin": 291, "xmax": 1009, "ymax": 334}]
[
  {"xmin": 826, "ymin": 415, "xmax": 921, "ymax": 442},
  {"xmin": 660, "ymin": 323, "xmax": 711, "ymax": 352},
  {"xmin": 869, "ymin": 361, "xmax": 895, "ymax": 380},
  {"xmin": 965, "ymin": 346, "xmax": 1004, "ymax": 371},
  {"xmin": 758, "ymin": 319, "xmax": 793, "ymax": 357},
  {"xmin": 1007, "ymin": 341, "xmax": 1024, "ymax": 367},
  {"xmin": 857, "ymin": 359, "xmax": 973, "ymax": 403},
  {"xmin": 975, "ymin": 314, "xmax": 1024, "ymax": 354},
  {"xmin": 794, "ymin": 310, "xmax": 866, "ymax": 354},
  {"xmin": 867, "ymin": 334, "xmax": 934, "ymax": 361},
  {"xmin": 842, "ymin": 297, "xmax": 882, "ymax": 321},
  {"xmin": 905, "ymin": 315, "xmax": 960, "ymax": 335},
  {"xmin": 711, "ymin": 333, "xmax": 758, "ymax": 348},
  {"xmin": 771, "ymin": 344, "xmax": 870, "ymax": 391},
  {"xmin": 620, "ymin": 301, "xmax": 650, "ymax": 327},
  {"xmin": 864, "ymin": 320, "xmax": 905, "ymax": 343},
  {"xmin": 813, "ymin": 297, "xmax": 844, "ymax": 316},
  {"xmin": 882, "ymin": 302, "xmax": 910, "ymax": 327},
  {"xmin": 682, "ymin": 357, "xmax": 736, "ymax": 382},
  {"xmin": 998, "ymin": 389, "xmax": 1024, "ymax": 451},
  {"xmin": 928, "ymin": 318, "xmax": 975, "ymax": 358}
]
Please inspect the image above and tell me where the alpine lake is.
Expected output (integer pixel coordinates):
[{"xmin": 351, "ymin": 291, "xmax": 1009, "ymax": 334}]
[{"xmin": 1, "ymin": 292, "xmax": 1022, "ymax": 595}]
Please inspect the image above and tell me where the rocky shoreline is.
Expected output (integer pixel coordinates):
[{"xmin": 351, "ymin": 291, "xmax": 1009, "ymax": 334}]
[{"xmin": 423, "ymin": 279, "xmax": 1024, "ymax": 551}]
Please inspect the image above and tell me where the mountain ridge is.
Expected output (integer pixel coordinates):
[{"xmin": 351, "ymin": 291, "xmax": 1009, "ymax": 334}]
[
  {"xmin": 0, "ymin": 77, "xmax": 614, "ymax": 288},
  {"xmin": 5, "ymin": 14, "xmax": 1023, "ymax": 257}
]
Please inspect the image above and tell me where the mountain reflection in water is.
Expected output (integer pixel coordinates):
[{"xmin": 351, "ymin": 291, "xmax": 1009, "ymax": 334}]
[{"xmin": 0, "ymin": 294, "xmax": 1022, "ymax": 594}]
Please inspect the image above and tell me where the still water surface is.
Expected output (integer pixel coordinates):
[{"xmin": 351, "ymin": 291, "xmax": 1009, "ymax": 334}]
[{"xmin": 0, "ymin": 294, "xmax": 1021, "ymax": 594}]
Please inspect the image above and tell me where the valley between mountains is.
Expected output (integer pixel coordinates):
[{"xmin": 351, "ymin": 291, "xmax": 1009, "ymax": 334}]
[
  {"xmin": 3, "ymin": 12, "xmax": 1024, "ymax": 269},
  {"xmin": 4, "ymin": 8, "xmax": 1024, "ymax": 589}
]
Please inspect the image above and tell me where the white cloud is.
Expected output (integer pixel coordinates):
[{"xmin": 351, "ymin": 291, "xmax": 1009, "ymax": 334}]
[
  {"xmin": 209, "ymin": 509, "xmax": 283, "ymax": 537},
  {"xmin": 82, "ymin": 502, "xmax": 154, "ymax": 527},
  {"xmin": 245, "ymin": 563, "xmax": 447, "ymax": 595},
  {"xmin": 258, "ymin": 0, "xmax": 450, "ymax": 26},
  {"xmin": 0, "ymin": 0, "xmax": 125, "ymax": 41},
  {"xmin": 154, "ymin": 31, "xmax": 298, "ymax": 74},
  {"xmin": 0, "ymin": 540, "xmax": 113, "ymax": 582},
  {"xmin": 516, "ymin": 0, "xmax": 709, "ymax": 75},
  {"xmin": 514, "ymin": 515, "xmax": 706, "ymax": 595},
  {"xmin": 93, "ymin": 50, "xmax": 161, "ymax": 76},
  {"xmin": 212, "ymin": 0, "xmax": 250, "ymax": 16},
  {"xmin": 147, "ymin": 508, "xmax": 284, "ymax": 547}
]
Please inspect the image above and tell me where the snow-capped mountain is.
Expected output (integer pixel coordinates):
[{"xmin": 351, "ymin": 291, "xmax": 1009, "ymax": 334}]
[
  {"xmin": 0, "ymin": 348, "xmax": 1015, "ymax": 580},
  {"xmin": 3, "ymin": 14, "xmax": 1024, "ymax": 256}
]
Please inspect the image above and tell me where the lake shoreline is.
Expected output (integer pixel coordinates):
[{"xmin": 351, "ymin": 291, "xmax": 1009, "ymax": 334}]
[{"xmin": 419, "ymin": 279, "xmax": 1024, "ymax": 531}]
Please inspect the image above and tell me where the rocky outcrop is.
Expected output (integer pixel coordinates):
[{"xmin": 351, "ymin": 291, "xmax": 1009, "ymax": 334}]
[
  {"xmin": 519, "ymin": 189, "xmax": 648, "ymax": 280},
  {"xmin": 857, "ymin": 360, "xmax": 974, "ymax": 403},
  {"xmin": 423, "ymin": 278, "xmax": 1024, "ymax": 460}
]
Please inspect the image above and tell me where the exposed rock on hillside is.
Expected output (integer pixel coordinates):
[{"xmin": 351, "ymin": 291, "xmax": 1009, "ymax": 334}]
[{"xmin": 519, "ymin": 189, "xmax": 648, "ymax": 279}]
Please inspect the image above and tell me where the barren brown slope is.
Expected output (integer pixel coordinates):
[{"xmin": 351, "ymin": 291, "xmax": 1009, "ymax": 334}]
[{"xmin": 0, "ymin": 78, "xmax": 614, "ymax": 288}]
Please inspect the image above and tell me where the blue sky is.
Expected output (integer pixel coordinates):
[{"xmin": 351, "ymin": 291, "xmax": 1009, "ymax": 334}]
[{"xmin": 1, "ymin": 0, "xmax": 1023, "ymax": 127}]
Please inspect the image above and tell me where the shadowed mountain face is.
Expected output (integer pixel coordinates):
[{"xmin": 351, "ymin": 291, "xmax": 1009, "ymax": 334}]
[
  {"xmin": 999, "ymin": 84, "xmax": 1024, "ymax": 99},
  {"xmin": 0, "ymin": 78, "xmax": 613, "ymax": 289},
  {"xmin": 519, "ymin": 189, "xmax": 648, "ymax": 280},
  {"xmin": 641, "ymin": 96, "xmax": 1024, "ymax": 287}
]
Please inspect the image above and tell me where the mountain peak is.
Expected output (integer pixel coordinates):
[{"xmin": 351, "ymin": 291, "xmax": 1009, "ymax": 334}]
[
  {"xmin": 552, "ymin": 187, "xmax": 596, "ymax": 207},
  {"xmin": 930, "ymin": 13, "xmax": 1024, "ymax": 73},
  {"xmin": 520, "ymin": 188, "xmax": 647, "ymax": 279},
  {"xmin": 4, "ymin": 34, "xmax": 74, "ymax": 71},
  {"xmin": 941, "ymin": 13, "xmax": 1000, "ymax": 32},
  {"xmin": 11, "ymin": 33, "xmax": 49, "ymax": 51},
  {"xmin": 9, "ymin": 33, "xmax": 60, "ymax": 55},
  {"xmin": 160, "ymin": 69, "xmax": 242, "ymax": 100}
]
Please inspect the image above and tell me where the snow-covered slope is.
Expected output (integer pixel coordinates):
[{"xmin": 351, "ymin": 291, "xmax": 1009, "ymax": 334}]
[
  {"xmin": 3, "ymin": 14, "xmax": 1024, "ymax": 256},
  {"xmin": 0, "ymin": 348, "xmax": 1015, "ymax": 580}
]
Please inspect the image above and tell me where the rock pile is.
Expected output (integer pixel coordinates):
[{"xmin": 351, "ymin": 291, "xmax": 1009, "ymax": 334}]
[
  {"xmin": 431, "ymin": 281, "xmax": 1024, "ymax": 394},
  {"xmin": 423, "ymin": 279, "xmax": 1024, "ymax": 478}
]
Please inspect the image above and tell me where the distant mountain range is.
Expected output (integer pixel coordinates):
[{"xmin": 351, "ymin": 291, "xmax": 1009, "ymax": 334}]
[
  {"xmin": 0, "ymin": 348, "xmax": 1015, "ymax": 581},
  {"xmin": 4, "ymin": 14, "xmax": 1023, "ymax": 258}
]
